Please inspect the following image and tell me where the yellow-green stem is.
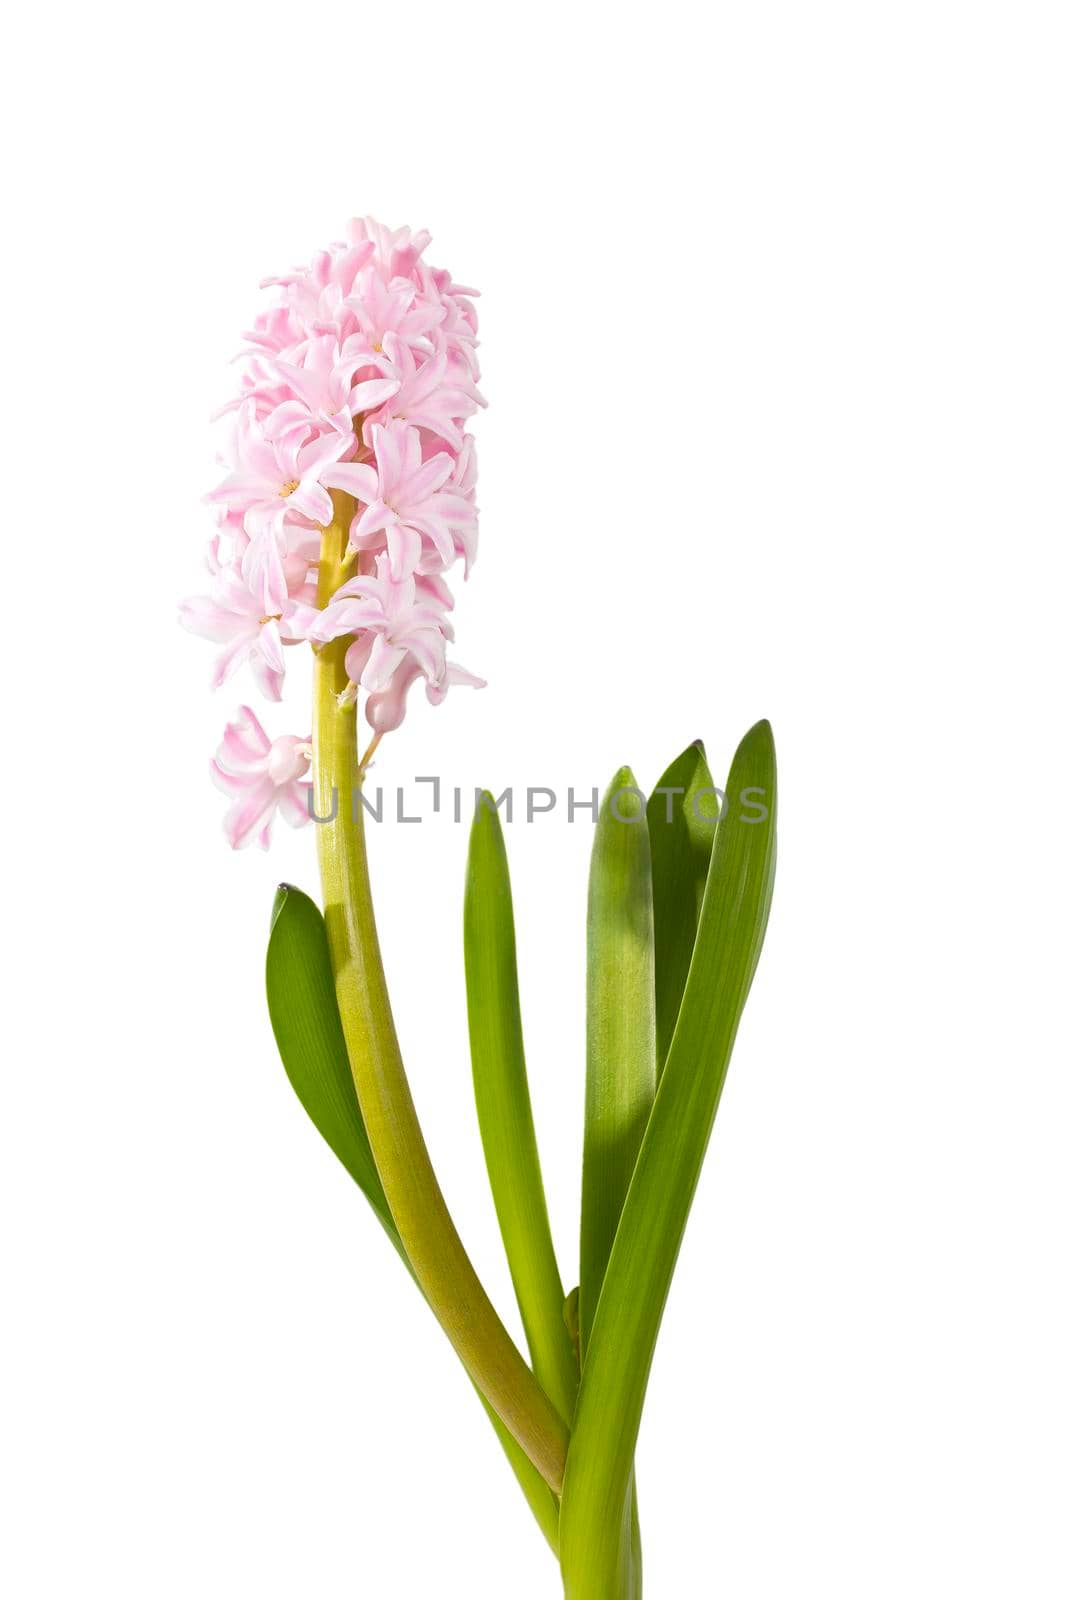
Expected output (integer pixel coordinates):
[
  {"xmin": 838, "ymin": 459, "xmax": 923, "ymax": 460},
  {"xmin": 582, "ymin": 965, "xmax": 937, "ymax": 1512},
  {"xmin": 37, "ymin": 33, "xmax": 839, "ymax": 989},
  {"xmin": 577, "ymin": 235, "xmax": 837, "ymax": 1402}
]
[{"xmin": 312, "ymin": 504, "xmax": 569, "ymax": 1496}]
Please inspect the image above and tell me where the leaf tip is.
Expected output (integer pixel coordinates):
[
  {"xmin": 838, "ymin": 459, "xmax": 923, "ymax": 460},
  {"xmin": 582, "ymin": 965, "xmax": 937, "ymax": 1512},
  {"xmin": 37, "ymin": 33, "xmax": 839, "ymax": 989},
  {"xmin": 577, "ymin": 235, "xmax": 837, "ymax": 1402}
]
[
  {"xmin": 744, "ymin": 718, "xmax": 775, "ymax": 755},
  {"xmin": 607, "ymin": 764, "xmax": 638, "ymax": 791},
  {"xmin": 270, "ymin": 883, "xmax": 291, "ymax": 935},
  {"xmin": 469, "ymin": 788, "xmax": 506, "ymax": 843}
]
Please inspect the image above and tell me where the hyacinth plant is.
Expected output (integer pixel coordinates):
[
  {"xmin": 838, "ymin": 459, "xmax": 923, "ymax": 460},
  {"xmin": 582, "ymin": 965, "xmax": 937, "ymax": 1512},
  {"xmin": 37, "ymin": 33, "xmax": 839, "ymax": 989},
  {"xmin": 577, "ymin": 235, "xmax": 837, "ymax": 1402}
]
[{"xmin": 182, "ymin": 218, "xmax": 777, "ymax": 1599}]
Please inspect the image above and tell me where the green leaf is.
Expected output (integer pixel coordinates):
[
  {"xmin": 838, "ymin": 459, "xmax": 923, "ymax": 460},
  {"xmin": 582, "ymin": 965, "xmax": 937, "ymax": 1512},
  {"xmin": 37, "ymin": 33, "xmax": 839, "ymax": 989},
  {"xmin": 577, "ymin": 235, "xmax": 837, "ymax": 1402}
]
[
  {"xmin": 465, "ymin": 798, "xmax": 578, "ymax": 1424},
  {"xmin": 266, "ymin": 883, "xmax": 399, "ymax": 1251},
  {"xmin": 580, "ymin": 768, "xmax": 656, "ymax": 1361},
  {"xmin": 647, "ymin": 741, "xmax": 718, "ymax": 1077},
  {"xmin": 560, "ymin": 722, "xmax": 777, "ymax": 1598},
  {"xmin": 267, "ymin": 883, "xmax": 561, "ymax": 1552}
]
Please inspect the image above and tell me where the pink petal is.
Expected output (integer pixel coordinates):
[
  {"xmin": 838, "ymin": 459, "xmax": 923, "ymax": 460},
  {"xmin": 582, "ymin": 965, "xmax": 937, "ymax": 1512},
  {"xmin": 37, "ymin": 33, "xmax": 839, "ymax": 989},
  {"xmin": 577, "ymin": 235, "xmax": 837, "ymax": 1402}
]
[
  {"xmin": 361, "ymin": 635, "xmax": 407, "ymax": 692},
  {"xmin": 277, "ymin": 782, "xmax": 313, "ymax": 828},
  {"xmin": 212, "ymin": 632, "xmax": 254, "ymax": 688},
  {"xmin": 224, "ymin": 779, "xmax": 276, "ymax": 849},
  {"xmin": 289, "ymin": 482, "xmax": 333, "ymax": 525},
  {"xmin": 241, "ymin": 532, "xmax": 288, "ymax": 616},
  {"xmin": 383, "ymin": 521, "xmax": 423, "ymax": 580},
  {"xmin": 249, "ymin": 651, "xmax": 284, "ymax": 701},
  {"xmin": 179, "ymin": 596, "xmax": 241, "ymax": 644},
  {"xmin": 322, "ymin": 461, "xmax": 378, "ymax": 500},
  {"xmin": 351, "ymin": 376, "xmax": 400, "ymax": 413}
]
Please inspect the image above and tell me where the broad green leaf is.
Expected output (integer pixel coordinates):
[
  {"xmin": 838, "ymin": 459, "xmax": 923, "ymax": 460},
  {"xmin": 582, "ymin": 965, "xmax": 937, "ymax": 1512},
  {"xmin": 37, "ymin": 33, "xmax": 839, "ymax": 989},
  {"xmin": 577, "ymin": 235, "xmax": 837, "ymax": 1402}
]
[
  {"xmin": 465, "ymin": 800, "xmax": 578, "ymax": 1424},
  {"xmin": 266, "ymin": 883, "xmax": 399, "ymax": 1250},
  {"xmin": 266, "ymin": 883, "xmax": 560, "ymax": 1552},
  {"xmin": 647, "ymin": 741, "xmax": 718, "ymax": 1077},
  {"xmin": 560, "ymin": 722, "xmax": 777, "ymax": 1597},
  {"xmin": 580, "ymin": 768, "xmax": 656, "ymax": 1361}
]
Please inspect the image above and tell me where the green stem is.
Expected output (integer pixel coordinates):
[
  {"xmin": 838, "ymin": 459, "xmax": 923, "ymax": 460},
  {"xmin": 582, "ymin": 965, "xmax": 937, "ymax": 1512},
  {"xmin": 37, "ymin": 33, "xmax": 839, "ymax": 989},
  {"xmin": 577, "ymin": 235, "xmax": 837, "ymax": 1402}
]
[{"xmin": 312, "ymin": 509, "xmax": 569, "ymax": 1496}]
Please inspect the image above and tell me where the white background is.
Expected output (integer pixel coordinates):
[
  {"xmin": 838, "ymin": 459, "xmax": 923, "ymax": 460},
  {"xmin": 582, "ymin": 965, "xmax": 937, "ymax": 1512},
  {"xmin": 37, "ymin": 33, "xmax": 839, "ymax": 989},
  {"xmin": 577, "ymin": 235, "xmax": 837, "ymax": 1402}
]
[{"xmin": 4, "ymin": 2, "xmax": 1065, "ymax": 1595}]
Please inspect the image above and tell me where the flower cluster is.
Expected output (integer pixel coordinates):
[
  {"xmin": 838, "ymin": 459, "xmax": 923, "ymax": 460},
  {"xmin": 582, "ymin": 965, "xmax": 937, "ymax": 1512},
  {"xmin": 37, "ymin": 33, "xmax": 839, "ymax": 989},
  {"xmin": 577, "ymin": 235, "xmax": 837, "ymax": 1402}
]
[{"xmin": 182, "ymin": 218, "xmax": 485, "ymax": 847}]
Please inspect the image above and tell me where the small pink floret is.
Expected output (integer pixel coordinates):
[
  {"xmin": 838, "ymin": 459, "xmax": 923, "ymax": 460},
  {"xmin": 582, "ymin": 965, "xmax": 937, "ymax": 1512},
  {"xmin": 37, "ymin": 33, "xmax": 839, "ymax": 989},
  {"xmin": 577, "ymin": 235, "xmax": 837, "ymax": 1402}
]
[{"xmin": 210, "ymin": 708, "xmax": 312, "ymax": 850}]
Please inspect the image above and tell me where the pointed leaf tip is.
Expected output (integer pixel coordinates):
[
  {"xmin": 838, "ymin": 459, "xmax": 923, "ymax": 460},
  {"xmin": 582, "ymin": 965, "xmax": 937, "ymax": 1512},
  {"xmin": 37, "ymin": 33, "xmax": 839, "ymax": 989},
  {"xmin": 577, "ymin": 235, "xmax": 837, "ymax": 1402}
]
[
  {"xmin": 607, "ymin": 765, "xmax": 638, "ymax": 789},
  {"xmin": 647, "ymin": 738, "xmax": 718, "ymax": 1072},
  {"xmin": 270, "ymin": 882, "xmax": 291, "ymax": 933},
  {"xmin": 743, "ymin": 717, "xmax": 774, "ymax": 751},
  {"xmin": 604, "ymin": 767, "xmax": 645, "ymax": 823}
]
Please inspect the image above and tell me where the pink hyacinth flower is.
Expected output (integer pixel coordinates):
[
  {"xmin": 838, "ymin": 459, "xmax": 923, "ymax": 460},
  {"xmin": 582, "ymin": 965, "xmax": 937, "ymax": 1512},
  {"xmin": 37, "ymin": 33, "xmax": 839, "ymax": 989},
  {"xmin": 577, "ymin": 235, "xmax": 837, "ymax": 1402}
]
[
  {"xmin": 206, "ymin": 403, "xmax": 355, "ymax": 536},
  {"xmin": 328, "ymin": 420, "xmax": 478, "ymax": 580},
  {"xmin": 365, "ymin": 655, "xmax": 486, "ymax": 734},
  {"xmin": 347, "ymin": 216, "xmax": 432, "ymax": 279},
  {"xmin": 343, "ymin": 267, "xmax": 445, "ymax": 357},
  {"xmin": 241, "ymin": 303, "xmax": 308, "ymax": 360},
  {"xmin": 180, "ymin": 550, "xmax": 293, "ymax": 701},
  {"xmin": 260, "ymin": 239, "xmax": 378, "ymax": 345},
  {"xmin": 287, "ymin": 555, "xmax": 484, "ymax": 732},
  {"xmin": 262, "ymin": 335, "xmax": 400, "ymax": 440},
  {"xmin": 301, "ymin": 558, "xmax": 454, "ymax": 690},
  {"xmin": 210, "ymin": 707, "xmax": 312, "ymax": 850},
  {"xmin": 363, "ymin": 335, "xmax": 485, "ymax": 450}
]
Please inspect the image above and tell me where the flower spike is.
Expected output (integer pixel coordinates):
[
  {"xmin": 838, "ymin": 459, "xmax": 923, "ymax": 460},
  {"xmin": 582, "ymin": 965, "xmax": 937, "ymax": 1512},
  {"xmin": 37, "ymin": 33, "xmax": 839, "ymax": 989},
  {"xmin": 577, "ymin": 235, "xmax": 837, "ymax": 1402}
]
[{"xmin": 183, "ymin": 217, "xmax": 486, "ymax": 845}]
